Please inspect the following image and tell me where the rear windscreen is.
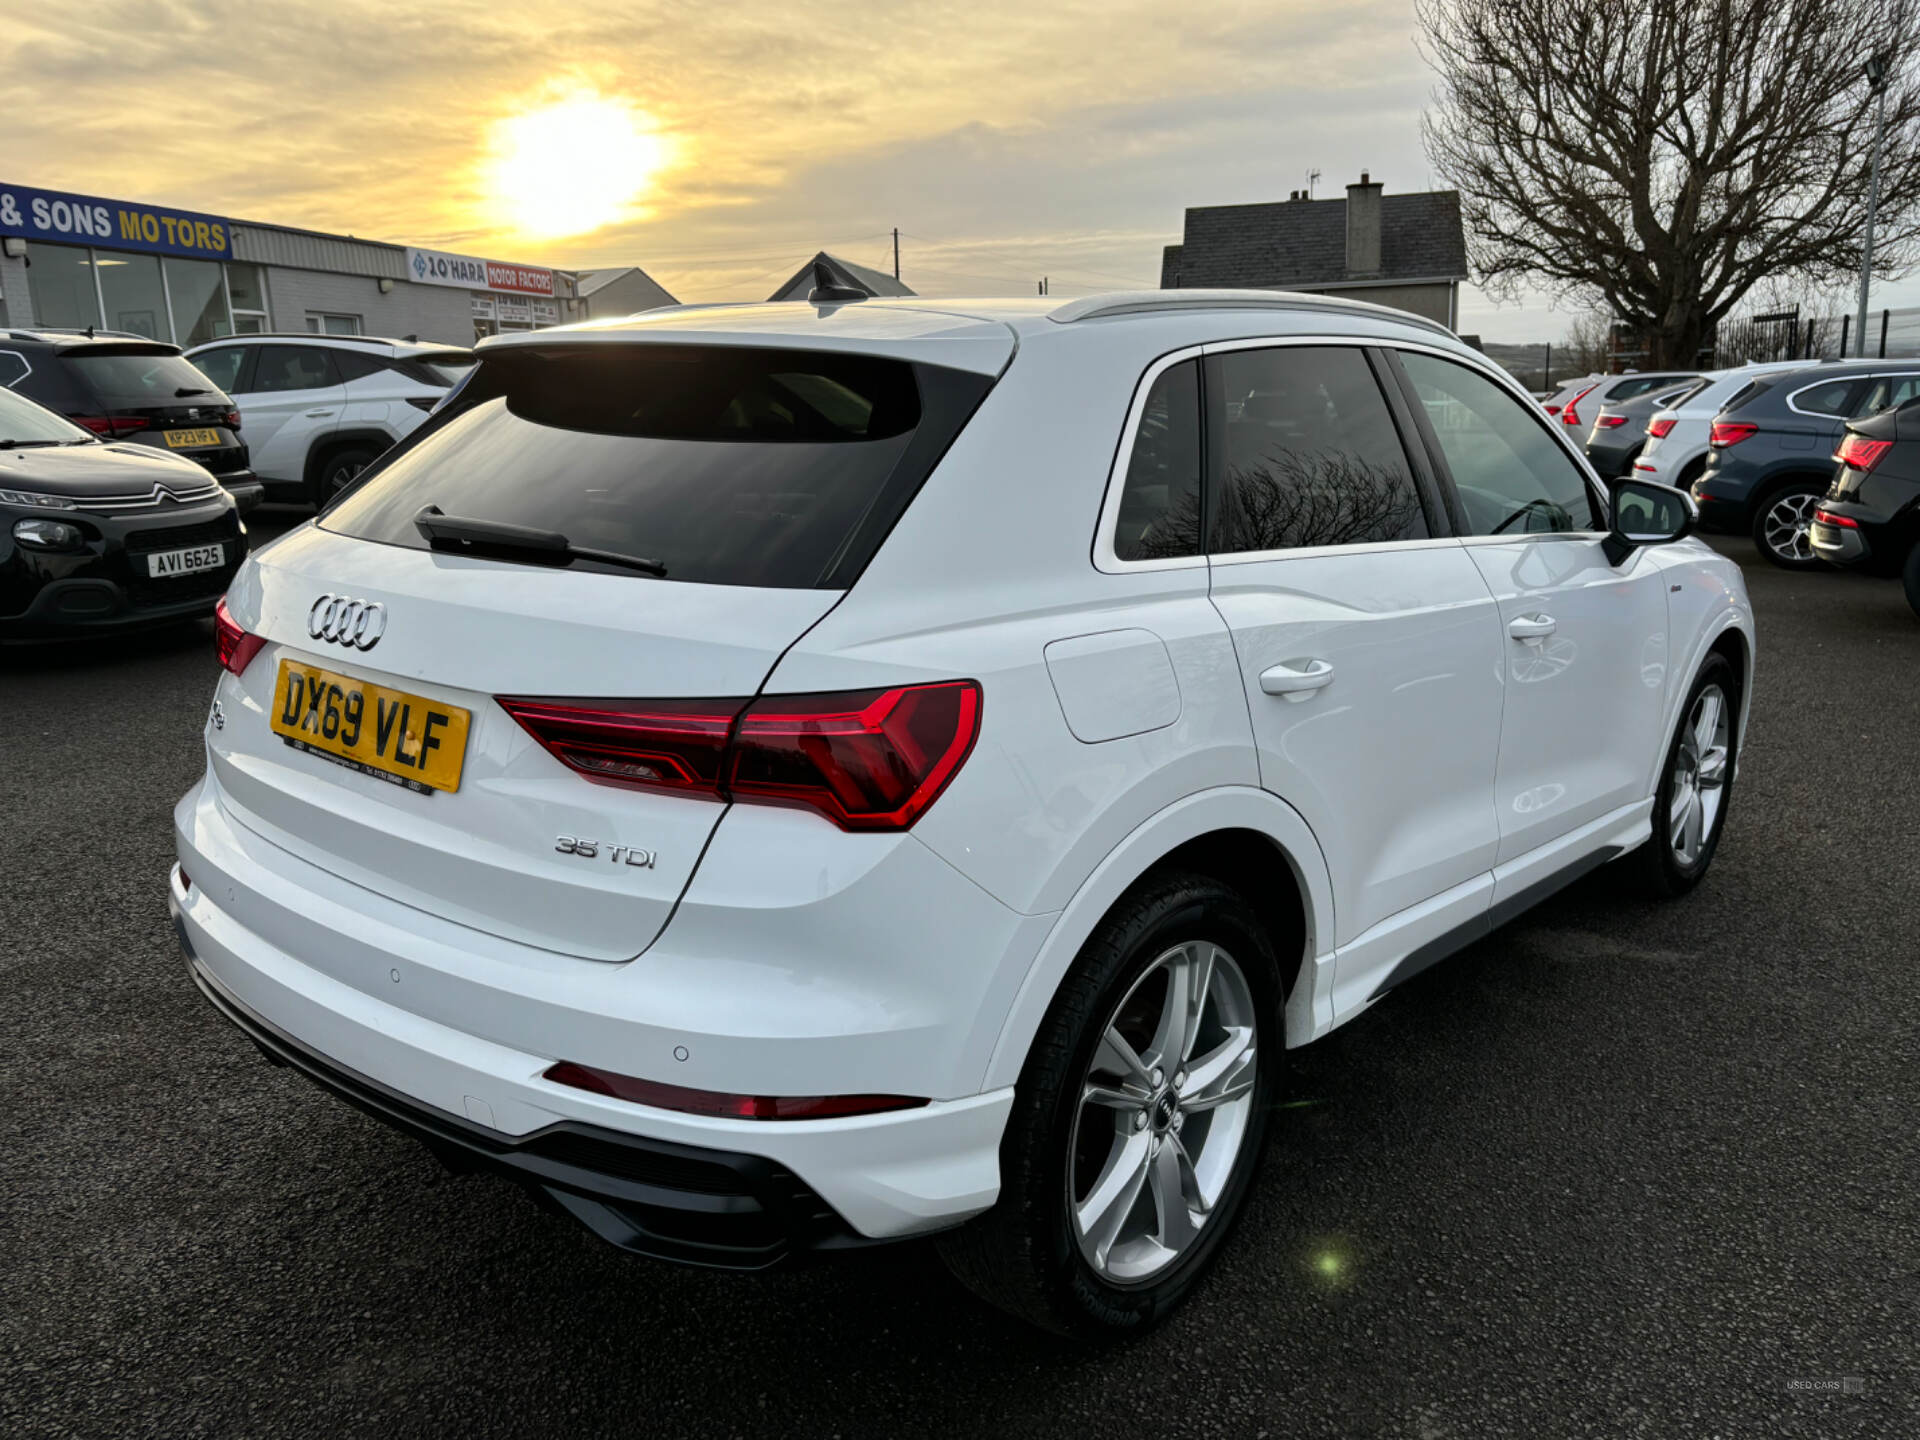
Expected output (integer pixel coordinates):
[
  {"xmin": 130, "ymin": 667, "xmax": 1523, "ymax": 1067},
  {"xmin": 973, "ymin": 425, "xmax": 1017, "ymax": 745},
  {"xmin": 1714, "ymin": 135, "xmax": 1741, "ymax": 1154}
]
[
  {"xmin": 66, "ymin": 350, "xmax": 228, "ymax": 408},
  {"xmin": 321, "ymin": 344, "xmax": 994, "ymax": 588}
]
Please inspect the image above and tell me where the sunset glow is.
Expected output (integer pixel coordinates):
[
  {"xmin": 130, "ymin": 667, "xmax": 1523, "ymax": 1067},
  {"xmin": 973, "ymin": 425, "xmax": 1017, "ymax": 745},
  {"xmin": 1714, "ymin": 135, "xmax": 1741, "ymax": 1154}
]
[{"xmin": 483, "ymin": 91, "xmax": 671, "ymax": 240}]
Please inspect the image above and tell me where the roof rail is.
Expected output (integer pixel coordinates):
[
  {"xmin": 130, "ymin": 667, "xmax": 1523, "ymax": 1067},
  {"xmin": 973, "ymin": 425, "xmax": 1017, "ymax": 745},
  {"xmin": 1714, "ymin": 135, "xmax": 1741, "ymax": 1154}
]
[
  {"xmin": 188, "ymin": 331, "xmax": 414, "ymax": 348},
  {"xmin": 1047, "ymin": 288, "xmax": 1458, "ymax": 339},
  {"xmin": 16, "ymin": 326, "xmax": 164, "ymax": 344}
]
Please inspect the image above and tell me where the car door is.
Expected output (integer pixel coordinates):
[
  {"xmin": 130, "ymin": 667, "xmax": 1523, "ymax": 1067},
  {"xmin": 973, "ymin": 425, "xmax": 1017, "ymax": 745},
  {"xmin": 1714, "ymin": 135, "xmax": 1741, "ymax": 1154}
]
[
  {"xmin": 1388, "ymin": 348, "xmax": 1670, "ymax": 898},
  {"xmin": 1201, "ymin": 342, "xmax": 1507, "ymax": 1013},
  {"xmin": 235, "ymin": 343, "xmax": 345, "ymax": 483}
]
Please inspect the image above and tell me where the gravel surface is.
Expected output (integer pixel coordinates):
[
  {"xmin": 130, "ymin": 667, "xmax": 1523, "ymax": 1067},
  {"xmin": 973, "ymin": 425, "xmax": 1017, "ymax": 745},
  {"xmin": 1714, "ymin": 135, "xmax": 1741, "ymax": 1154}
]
[{"xmin": 3, "ymin": 526, "xmax": 1915, "ymax": 1438}]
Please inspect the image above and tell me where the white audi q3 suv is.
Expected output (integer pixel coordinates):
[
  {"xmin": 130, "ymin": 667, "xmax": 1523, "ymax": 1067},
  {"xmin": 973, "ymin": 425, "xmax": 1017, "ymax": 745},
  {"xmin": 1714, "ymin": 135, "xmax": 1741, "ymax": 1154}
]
[{"xmin": 172, "ymin": 289, "xmax": 1754, "ymax": 1336}]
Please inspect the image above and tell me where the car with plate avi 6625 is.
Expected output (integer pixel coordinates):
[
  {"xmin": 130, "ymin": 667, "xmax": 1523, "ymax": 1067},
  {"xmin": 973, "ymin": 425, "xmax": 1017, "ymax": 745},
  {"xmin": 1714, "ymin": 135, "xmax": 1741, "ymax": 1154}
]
[
  {"xmin": 172, "ymin": 290, "xmax": 1755, "ymax": 1337},
  {"xmin": 1, "ymin": 384, "xmax": 245, "ymax": 640}
]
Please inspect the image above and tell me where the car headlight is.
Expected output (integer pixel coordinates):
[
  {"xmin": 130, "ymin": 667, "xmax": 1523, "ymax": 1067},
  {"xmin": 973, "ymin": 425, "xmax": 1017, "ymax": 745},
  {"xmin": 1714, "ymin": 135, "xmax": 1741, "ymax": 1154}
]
[
  {"xmin": 0, "ymin": 487, "xmax": 78, "ymax": 510},
  {"xmin": 12, "ymin": 517, "xmax": 86, "ymax": 551}
]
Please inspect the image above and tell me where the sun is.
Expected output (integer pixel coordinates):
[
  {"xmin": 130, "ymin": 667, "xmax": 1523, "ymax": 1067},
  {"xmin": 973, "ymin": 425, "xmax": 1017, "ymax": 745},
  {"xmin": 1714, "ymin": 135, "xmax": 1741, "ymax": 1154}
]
[{"xmin": 483, "ymin": 90, "xmax": 670, "ymax": 239}]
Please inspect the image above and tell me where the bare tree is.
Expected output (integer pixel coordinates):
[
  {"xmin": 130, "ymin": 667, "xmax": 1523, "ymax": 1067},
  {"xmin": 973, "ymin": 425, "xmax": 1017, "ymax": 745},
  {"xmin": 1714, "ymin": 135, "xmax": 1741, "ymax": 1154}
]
[
  {"xmin": 1422, "ymin": 0, "xmax": 1920, "ymax": 367},
  {"xmin": 1560, "ymin": 309, "xmax": 1613, "ymax": 375}
]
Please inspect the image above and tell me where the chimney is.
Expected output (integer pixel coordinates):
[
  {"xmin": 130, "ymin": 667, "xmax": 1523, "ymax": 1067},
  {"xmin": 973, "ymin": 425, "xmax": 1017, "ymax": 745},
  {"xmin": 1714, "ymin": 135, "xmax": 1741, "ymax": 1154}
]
[{"xmin": 1345, "ymin": 171, "xmax": 1383, "ymax": 278}]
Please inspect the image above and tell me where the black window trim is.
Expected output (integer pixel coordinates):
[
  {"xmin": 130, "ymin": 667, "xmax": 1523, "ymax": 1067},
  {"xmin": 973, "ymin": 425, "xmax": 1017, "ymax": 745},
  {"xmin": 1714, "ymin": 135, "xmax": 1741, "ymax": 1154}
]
[
  {"xmin": 1096, "ymin": 335, "xmax": 1469, "ymax": 573},
  {"xmin": 189, "ymin": 341, "xmax": 255, "ymax": 395},
  {"xmin": 1378, "ymin": 341, "xmax": 1610, "ymax": 539}
]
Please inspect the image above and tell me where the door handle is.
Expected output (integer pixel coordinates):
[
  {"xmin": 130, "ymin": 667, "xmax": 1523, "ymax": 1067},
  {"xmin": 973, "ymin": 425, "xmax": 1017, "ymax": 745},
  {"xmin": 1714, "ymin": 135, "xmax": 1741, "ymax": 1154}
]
[
  {"xmin": 304, "ymin": 409, "xmax": 337, "ymax": 418},
  {"xmin": 1507, "ymin": 613, "xmax": 1557, "ymax": 641},
  {"xmin": 1259, "ymin": 658, "xmax": 1335, "ymax": 696}
]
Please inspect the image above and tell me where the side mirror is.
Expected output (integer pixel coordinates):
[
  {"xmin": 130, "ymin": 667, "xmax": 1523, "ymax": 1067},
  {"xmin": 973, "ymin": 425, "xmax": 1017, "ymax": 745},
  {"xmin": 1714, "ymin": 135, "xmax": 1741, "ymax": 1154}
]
[{"xmin": 1603, "ymin": 478, "xmax": 1696, "ymax": 565}]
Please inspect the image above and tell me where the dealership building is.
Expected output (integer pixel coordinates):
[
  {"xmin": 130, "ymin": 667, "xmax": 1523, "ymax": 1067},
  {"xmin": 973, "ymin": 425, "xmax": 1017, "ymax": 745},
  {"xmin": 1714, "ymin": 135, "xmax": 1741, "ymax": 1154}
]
[{"xmin": 0, "ymin": 180, "xmax": 632, "ymax": 349}]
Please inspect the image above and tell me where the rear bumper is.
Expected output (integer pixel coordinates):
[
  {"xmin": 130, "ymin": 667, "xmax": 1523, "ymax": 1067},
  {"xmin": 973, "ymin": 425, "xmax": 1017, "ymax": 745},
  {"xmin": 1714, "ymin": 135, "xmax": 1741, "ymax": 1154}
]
[
  {"xmin": 1808, "ymin": 518, "xmax": 1868, "ymax": 566},
  {"xmin": 217, "ymin": 472, "xmax": 265, "ymax": 513},
  {"xmin": 170, "ymin": 772, "xmax": 1019, "ymax": 1247},
  {"xmin": 181, "ymin": 942, "xmax": 874, "ymax": 1269}
]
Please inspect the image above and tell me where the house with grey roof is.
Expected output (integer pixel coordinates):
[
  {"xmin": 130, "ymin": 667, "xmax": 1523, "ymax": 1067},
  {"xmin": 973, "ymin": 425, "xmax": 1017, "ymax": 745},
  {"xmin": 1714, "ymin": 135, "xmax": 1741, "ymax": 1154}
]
[
  {"xmin": 1161, "ymin": 174, "xmax": 1467, "ymax": 330},
  {"xmin": 767, "ymin": 251, "xmax": 914, "ymax": 303},
  {"xmin": 576, "ymin": 266, "xmax": 677, "ymax": 320}
]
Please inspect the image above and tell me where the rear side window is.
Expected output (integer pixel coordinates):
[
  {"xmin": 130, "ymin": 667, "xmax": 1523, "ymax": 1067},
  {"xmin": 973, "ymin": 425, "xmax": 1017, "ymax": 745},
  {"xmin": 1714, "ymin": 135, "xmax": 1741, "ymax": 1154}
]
[
  {"xmin": 323, "ymin": 344, "xmax": 993, "ymax": 589},
  {"xmin": 1209, "ymin": 346, "xmax": 1428, "ymax": 553},
  {"xmin": 250, "ymin": 346, "xmax": 341, "ymax": 393},
  {"xmin": 1399, "ymin": 352, "xmax": 1602, "ymax": 534},
  {"xmin": 64, "ymin": 349, "xmax": 225, "ymax": 409},
  {"xmin": 1112, "ymin": 360, "xmax": 1203, "ymax": 560},
  {"xmin": 330, "ymin": 350, "xmax": 389, "ymax": 383},
  {"xmin": 1791, "ymin": 379, "xmax": 1854, "ymax": 417}
]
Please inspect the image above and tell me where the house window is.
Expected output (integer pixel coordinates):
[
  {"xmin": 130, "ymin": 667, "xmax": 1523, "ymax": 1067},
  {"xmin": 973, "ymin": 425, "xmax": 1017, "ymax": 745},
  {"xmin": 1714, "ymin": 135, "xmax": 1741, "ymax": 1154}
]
[{"xmin": 305, "ymin": 312, "xmax": 362, "ymax": 336}]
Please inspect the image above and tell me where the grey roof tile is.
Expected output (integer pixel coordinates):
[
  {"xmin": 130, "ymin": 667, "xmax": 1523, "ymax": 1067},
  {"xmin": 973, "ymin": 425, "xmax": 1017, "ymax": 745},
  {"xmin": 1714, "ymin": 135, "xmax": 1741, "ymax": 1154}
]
[{"xmin": 1168, "ymin": 191, "xmax": 1466, "ymax": 289}]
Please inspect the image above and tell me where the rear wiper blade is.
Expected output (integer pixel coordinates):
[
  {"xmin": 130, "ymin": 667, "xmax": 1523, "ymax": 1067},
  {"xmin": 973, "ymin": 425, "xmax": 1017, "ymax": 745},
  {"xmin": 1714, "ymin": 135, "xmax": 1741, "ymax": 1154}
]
[
  {"xmin": 0, "ymin": 439, "xmax": 61, "ymax": 449},
  {"xmin": 412, "ymin": 505, "xmax": 667, "ymax": 577},
  {"xmin": 174, "ymin": 387, "xmax": 211, "ymax": 397}
]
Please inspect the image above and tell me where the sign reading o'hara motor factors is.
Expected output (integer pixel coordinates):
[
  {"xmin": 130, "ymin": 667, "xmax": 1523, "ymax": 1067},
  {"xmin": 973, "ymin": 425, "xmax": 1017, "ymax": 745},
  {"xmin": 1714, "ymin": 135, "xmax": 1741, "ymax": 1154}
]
[{"xmin": 406, "ymin": 246, "xmax": 555, "ymax": 296}]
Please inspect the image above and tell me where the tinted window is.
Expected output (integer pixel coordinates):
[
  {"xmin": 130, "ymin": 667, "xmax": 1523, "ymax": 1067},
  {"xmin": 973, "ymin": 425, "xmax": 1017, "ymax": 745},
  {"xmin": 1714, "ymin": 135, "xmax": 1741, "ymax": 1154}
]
[
  {"xmin": 1792, "ymin": 380, "xmax": 1854, "ymax": 417},
  {"xmin": 0, "ymin": 351, "xmax": 29, "ymax": 389},
  {"xmin": 1851, "ymin": 374, "xmax": 1920, "ymax": 417},
  {"xmin": 64, "ymin": 349, "xmax": 228, "ymax": 408},
  {"xmin": 192, "ymin": 346, "xmax": 249, "ymax": 393},
  {"xmin": 1210, "ymin": 346, "xmax": 1427, "ymax": 553},
  {"xmin": 416, "ymin": 353, "xmax": 475, "ymax": 388},
  {"xmin": 1113, "ymin": 360, "xmax": 1202, "ymax": 560},
  {"xmin": 322, "ymin": 344, "xmax": 992, "ymax": 589},
  {"xmin": 330, "ymin": 350, "xmax": 389, "ymax": 383},
  {"xmin": 250, "ymin": 346, "xmax": 340, "ymax": 393},
  {"xmin": 1400, "ymin": 352, "xmax": 1602, "ymax": 534}
]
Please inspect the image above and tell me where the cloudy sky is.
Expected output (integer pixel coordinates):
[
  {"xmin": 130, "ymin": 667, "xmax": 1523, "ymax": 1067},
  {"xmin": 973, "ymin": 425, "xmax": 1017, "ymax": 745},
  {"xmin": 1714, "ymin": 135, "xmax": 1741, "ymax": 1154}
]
[{"xmin": 0, "ymin": 0, "xmax": 1903, "ymax": 343}]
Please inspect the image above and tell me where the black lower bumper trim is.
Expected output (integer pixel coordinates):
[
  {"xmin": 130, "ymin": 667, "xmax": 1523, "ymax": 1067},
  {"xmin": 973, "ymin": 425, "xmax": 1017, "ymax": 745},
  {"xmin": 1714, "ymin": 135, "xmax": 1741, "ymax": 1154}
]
[{"xmin": 184, "ymin": 955, "xmax": 883, "ymax": 1270}]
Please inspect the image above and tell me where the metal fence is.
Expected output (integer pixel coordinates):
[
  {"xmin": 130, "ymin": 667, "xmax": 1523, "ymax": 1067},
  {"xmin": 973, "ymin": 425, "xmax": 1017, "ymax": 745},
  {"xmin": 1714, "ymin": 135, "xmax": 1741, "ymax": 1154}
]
[{"xmin": 1713, "ymin": 306, "xmax": 1920, "ymax": 364}]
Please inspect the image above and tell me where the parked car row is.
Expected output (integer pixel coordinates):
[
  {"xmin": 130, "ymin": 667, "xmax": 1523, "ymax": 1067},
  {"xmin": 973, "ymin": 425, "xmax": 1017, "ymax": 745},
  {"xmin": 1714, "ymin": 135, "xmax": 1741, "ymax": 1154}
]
[
  {"xmin": 1540, "ymin": 352, "xmax": 1920, "ymax": 614},
  {"xmin": 1, "ymin": 329, "xmax": 469, "ymax": 640}
]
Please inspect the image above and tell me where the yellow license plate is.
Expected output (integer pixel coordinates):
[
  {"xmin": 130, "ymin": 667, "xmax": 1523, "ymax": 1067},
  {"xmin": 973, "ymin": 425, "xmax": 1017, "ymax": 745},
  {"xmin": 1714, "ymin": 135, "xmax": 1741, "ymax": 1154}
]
[
  {"xmin": 164, "ymin": 428, "xmax": 222, "ymax": 448},
  {"xmin": 269, "ymin": 659, "xmax": 471, "ymax": 795}
]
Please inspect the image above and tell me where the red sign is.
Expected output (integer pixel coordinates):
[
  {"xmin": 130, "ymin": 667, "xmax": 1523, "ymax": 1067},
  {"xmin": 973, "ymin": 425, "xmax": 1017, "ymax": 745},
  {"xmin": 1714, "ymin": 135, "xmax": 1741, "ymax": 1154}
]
[{"xmin": 485, "ymin": 261, "xmax": 555, "ymax": 296}]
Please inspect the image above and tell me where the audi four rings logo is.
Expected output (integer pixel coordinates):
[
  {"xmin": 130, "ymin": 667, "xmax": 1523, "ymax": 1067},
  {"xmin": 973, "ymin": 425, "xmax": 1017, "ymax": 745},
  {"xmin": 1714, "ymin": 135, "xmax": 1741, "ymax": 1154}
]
[{"xmin": 308, "ymin": 595, "xmax": 387, "ymax": 650}]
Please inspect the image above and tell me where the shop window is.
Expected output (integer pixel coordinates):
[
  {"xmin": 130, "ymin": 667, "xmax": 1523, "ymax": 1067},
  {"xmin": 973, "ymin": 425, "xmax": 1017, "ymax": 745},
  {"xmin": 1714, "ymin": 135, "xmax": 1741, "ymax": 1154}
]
[
  {"xmin": 97, "ymin": 252, "xmax": 169, "ymax": 340},
  {"xmin": 25, "ymin": 242, "xmax": 103, "ymax": 332},
  {"xmin": 305, "ymin": 312, "xmax": 362, "ymax": 336},
  {"xmin": 165, "ymin": 257, "xmax": 231, "ymax": 348}
]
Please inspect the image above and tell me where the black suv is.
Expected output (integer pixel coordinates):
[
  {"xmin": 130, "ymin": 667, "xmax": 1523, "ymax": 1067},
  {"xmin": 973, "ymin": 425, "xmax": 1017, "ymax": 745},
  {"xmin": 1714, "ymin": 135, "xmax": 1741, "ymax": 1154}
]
[
  {"xmin": 1809, "ymin": 397, "xmax": 1920, "ymax": 616},
  {"xmin": 0, "ymin": 384, "xmax": 246, "ymax": 639},
  {"xmin": 0, "ymin": 331, "xmax": 261, "ymax": 513},
  {"xmin": 1693, "ymin": 359, "xmax": 1920, "ymax": 568}
]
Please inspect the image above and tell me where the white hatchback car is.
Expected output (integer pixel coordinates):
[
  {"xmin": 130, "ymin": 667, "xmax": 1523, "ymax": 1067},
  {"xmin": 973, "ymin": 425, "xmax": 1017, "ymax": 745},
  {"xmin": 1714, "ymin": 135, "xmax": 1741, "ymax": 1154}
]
[
  {"xmin": 186, "ymin": 335, "xmax": 473, "ymax": 507},
  {"xmin": 173, "ymin": 291, "xmax": 1755, "ymax": 1336}
]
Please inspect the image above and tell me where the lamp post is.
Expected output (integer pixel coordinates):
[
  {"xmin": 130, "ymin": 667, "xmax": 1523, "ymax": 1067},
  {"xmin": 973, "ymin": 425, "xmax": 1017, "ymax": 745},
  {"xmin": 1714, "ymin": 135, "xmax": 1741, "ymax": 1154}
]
[{"xmin": 1856, "ymin": 55, "xmax": 1891, "ymax": 357}]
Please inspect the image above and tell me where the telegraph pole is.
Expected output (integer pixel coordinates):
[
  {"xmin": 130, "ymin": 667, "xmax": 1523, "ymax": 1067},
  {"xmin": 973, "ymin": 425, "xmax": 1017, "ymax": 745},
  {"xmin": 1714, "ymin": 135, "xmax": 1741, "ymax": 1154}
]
[
  {"xmin": 1857, "ymin": 57, "xmax": 1890, "ymax": 356},
  {"xmin": 893, "ymin": 228, "xmax": 900, "ymax": 282}
]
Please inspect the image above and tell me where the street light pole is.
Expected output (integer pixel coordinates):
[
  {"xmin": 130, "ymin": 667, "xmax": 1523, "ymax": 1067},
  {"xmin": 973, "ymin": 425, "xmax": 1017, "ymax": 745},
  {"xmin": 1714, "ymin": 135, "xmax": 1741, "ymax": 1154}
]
[{"xmin": 1857, "ymin": 56, "xmax": 1890, "ymax": 357}]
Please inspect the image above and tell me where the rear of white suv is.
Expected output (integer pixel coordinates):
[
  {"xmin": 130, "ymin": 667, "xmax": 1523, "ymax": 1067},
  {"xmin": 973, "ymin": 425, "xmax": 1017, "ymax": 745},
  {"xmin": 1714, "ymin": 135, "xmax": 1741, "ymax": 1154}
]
[
  {"xmin": 175, "ymin": 294, "xmax": 1754, "ymax": 1337},
  {"xmin": 187, "ymin": 336, "xmax": 473, "ymax": 506}
]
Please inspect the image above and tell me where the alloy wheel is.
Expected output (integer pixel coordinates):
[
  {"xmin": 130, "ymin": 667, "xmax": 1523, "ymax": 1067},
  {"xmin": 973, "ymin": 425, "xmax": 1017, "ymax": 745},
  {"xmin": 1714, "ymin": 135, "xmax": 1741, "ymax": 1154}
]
[
  {"xmin": 1068, "ymin": 941, "xmax": 1258, "ymax": 1283},
  {"xmin": 1760, "ymin": 492, "xmax": 1820, "ymax": 563},
  {"xmin": 1669, "ymin": 683, "xmax": 1730, "ymax": 867}
]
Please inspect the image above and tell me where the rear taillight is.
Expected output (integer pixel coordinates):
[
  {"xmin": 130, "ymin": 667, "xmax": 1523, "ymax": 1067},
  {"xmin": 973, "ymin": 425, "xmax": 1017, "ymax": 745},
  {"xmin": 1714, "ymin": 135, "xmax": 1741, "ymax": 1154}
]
[
  {"xmin": 543, "ymin": 1061, "xmax": 927, "ymax": 1120},
  {"xmin": 1813, "ymin": 508, "xmax": 1860, "ymax": 529},
  {"xmin": 1562, "ymin": 383, "xmax": 1600, "ymax": 426},
  {"xmin": 213, "ymin": 598, "xmax": 265, "ymax": 676},
  {"xmin": 1710, "ymin": 421, "xmax": 1758, "ymax": 448},
  {"xmin": 74, "ymin": 415, "xmax": 147, "ymax": 438},
  {"xmin": 1648, "ymin": 418, "xmax": 1676, "ymax": 439},
  {"xmin": 1595, "ymin": 414, "xmax": 1629, "ymax": 428},
  {"xmin": 1543, "ymin": 403, "xmax": 1562, "ymax": 416},
  {"xmin": 224, "ymin": 410, "xmax": 242, "ymax": 431},
  {"xmin": 498, "ymin": 680, "xmax": 982, "ymax": 832},
  {"xmin": 1834, "ymin": 435, "xmax": 1892, "ymax": 472}
]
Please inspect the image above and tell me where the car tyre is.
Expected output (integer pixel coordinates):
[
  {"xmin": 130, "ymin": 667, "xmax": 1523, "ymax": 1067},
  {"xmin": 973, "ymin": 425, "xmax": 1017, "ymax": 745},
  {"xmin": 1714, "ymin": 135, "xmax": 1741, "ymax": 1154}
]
[
  {"xmin": 1751, "ymin": 482, "xmax": 1827, "ymax": 569},
  {"xmin": 938, "ymin": 871, "xmax": 1281, "ymax": 1338},
  {"xmin": 313, "ymin": 446, "xmax": 380, "ymax": 507},
  {"xmin": 1902, "ymin": 543, "xmax": 1920, "ymax": 619},
  {"xmin": 1630, "ymin": 652, "xmax": 1740, "ymax": 898}
]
